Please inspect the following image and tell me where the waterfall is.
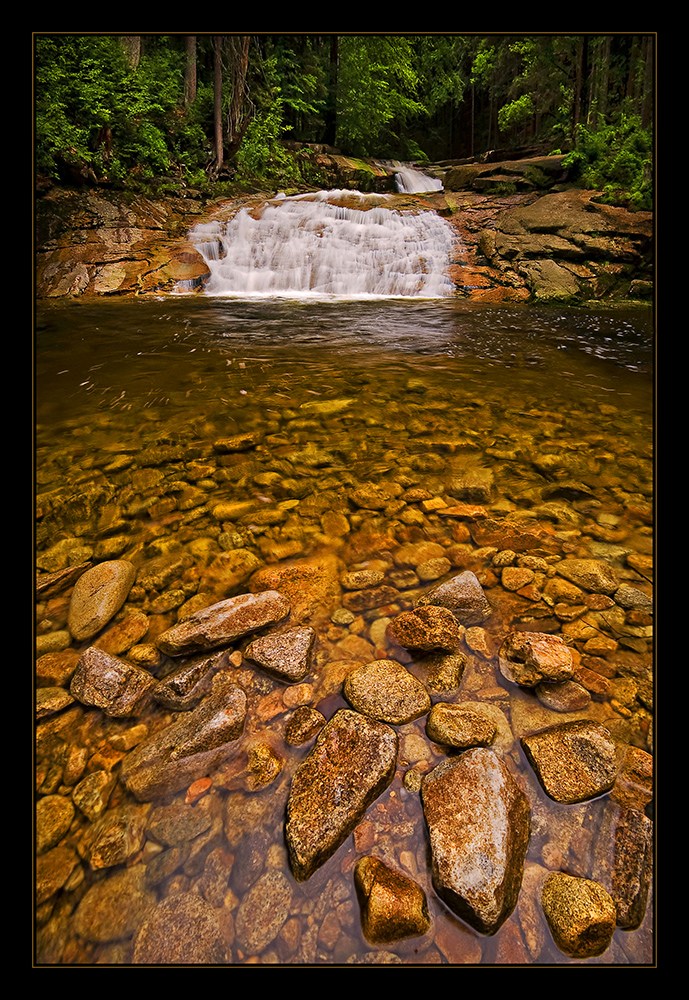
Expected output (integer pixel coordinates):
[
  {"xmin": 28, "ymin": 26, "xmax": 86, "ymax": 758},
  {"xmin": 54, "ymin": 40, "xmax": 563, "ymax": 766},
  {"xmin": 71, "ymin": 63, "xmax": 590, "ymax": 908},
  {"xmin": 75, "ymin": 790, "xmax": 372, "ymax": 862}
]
[
  {"xmin": 393, "ymin": 166, "xmax": 444, "ymax": 194},
  {"xmin": 185, "ymin": 189, "xmax": 455, "ymax": 299}
]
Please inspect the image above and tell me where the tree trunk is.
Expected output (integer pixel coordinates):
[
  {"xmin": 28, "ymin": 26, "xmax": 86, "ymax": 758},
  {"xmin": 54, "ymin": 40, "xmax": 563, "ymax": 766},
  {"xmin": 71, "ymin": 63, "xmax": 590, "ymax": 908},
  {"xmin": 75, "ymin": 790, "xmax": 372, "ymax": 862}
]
[
  {"xmin": 120, "ymin": 36, "xmax": 141, "ymax": 70},
  {"xmin": 213, "ymin": 35, "xmax": 224, "ymax": 169},
  {"xmin": 323, "ymin": 34, "xmax": 339, "ymax": 147},
  {"xmin": 225, "ymin": 35, "xmax": 251, "ymax": 157},
  {"xmin": 641, "ymin": 35, "xmax": 654, "ymax": 129},
  {"xmin": 184, "ymin": 35, "xmax": 197, "ymax": 107},
  {"xmin": 573, "ymin": 36, "xmax": 590, "ymax": 139}
]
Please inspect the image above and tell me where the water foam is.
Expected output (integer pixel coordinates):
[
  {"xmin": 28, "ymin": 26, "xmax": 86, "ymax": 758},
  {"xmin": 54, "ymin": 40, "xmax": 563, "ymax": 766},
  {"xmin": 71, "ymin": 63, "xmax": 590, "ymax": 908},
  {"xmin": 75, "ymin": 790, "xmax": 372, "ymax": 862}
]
[{"xmin": 186, "ymin": 190, "xmax": 455, "ymax": 300}]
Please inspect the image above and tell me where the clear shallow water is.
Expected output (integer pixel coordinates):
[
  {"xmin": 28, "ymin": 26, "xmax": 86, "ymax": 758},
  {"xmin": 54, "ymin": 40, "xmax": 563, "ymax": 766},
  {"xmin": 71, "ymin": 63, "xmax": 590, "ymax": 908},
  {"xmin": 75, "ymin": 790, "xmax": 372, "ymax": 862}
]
[{"xmin": 34, "ymin": 296, "xmax": 654, "ymax": 966}]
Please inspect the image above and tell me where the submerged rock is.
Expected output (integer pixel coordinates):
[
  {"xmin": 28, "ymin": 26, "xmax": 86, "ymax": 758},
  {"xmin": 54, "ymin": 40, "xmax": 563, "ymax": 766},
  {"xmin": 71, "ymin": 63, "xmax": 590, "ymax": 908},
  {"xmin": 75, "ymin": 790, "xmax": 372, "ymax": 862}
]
[
  {"xmin": 70, "ymin": 646, "xmax": 157, "ymax": 717},
  {"xmin": 354, "ymin": 856, "xmax": 431, "ymax": 944},
  {"xmin": 67, "ymin": 559, "xmax": 136, "ymax": 641},
  {"xmin": 387, "ymin": 605, "xmax": 462, "ymax": 652},
  {"xmin": 343, "ymin": 659, "xmax": 431, "ymax": 724},
  {"xmin": 498, "ymin": 631, "xmax": 574, "ymax": 688},
  {"xmin": 72, "ymin": 864, "xmax": 156, "ymax": 943},
  {"xmin": 421, "ymin": 748, "xmax": 531, "ymax": 935},
  {"xmin": 154, "ymin": 650, "xmax": 229, "ymax": 710},
  {"xmin": 416, "ymin": 570, "xmax": 492, "ymax": 625},
  {"xmin": 426, "ymin": 702, "xmax": 497, "ymax": 749},
  {"xmin": 132, "ymin": 890, "xmax": 230, "ymax": 964},
  {"xmin": 156, "ymin": 590, "xmax": 291, "ymax": 656},
  {"xmin": 120, "ymin": 671, "xmax": 247, "ymax": 801},
  {"xmin": 244, "ymin": 626, "xmax": 316, "ymax": 682},
  {"xmin": 285, "ymin": 709, "xmax": 398, "ymax": 881},
  {"xmin": 521, "ymin": 719, "xmax": 618, "ymax": 803},
  {"xmin": 541, "ymin": 872, "xmax": 617, "ymax": 958}
]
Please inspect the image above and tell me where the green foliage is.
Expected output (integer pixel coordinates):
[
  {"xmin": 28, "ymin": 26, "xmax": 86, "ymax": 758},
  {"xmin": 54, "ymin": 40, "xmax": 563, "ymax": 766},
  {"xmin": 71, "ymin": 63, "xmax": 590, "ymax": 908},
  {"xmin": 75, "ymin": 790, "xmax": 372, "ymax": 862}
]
[
  {"xmin": 498, "ymin": 93, "xmax": 534, "ymax": 133},
  {"xmin": 336, "ymin": 36, "xmax": 427, "ymax": 158},
  {"xmin": 563, "ymin": 112, "xmax": 653, "ymax": 209}
]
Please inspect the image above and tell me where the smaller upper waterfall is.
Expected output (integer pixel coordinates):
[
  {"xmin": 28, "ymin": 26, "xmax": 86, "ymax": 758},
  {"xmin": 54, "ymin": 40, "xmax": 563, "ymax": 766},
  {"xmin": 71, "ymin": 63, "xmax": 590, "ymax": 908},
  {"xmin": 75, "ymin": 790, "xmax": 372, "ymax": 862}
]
[
  {"xmin": 185, "ymin": 189, "xmax": 456, "ymax": 300},
  {"xmin": 393, "ymin": 165, "xmax": 444, "ymax": 194}
]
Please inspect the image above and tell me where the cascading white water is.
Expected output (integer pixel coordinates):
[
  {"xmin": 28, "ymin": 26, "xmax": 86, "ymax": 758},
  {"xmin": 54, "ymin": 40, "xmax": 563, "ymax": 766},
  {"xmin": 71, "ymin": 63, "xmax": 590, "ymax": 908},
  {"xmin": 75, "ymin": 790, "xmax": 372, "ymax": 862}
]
[
  {"xmin": 393, "ymin": 166, "xmax": 444, "ymax": 194},
  {"xmin": 186, "ymin": 189, "xmax": 455, "ymax": 299}
]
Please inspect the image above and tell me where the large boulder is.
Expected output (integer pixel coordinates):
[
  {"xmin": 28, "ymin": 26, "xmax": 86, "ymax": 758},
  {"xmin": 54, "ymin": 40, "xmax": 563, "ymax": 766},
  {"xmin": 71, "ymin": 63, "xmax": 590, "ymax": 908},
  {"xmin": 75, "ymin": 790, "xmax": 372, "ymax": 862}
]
[
  {"xmin": 421, "ymin": 748, "xmax": 531, "ymax": 935},
  {"xmin": 521, "ymin": 719, "xmax": 618, "ymax": 804},
  {"xmin": 156, "ymin": 591, "xmax": 291, "ymax": 656},
  {"xmin": 285, "ymin": 709, "xmax": 398, "ymax": 881}
]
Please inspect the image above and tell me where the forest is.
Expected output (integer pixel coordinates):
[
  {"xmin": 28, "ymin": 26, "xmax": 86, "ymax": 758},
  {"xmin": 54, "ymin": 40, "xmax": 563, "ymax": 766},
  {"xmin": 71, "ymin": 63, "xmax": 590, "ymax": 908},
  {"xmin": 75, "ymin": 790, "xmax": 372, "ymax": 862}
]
[{"xmin": 34, "ymin": 33, "xmax": 655, "ymax": 210}]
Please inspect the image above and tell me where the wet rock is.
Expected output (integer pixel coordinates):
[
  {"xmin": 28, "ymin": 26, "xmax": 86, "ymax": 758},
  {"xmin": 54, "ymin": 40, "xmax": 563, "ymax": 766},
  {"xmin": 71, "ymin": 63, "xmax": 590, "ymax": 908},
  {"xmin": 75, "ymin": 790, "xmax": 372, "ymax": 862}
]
[
  {"xmin": 213, "ymin": 432, "xmax": 259, "ymax": 453},
  {"xmin": 417, "ymin": 651, "xmax": 467, "ymax": 693},
  {"xmin": 244, "ymin": 741, "xmax": 284, "ymax": 791},
  {"xmin": 93, "ymin": 610, "xmax": 149, "ymax": 655},
  {"xmin": 421, "ymin": 748, "xmax": 531, "ymax": 935},
  {"xmin": 72, "ymin": 865, "xmax": 156, "ymax": 943},
  {"xmin": 614, "ymin": 584, "xmax": 653, "ymax": 612},
  {"xmin": 521, "ymin": 719, "xmax": 618, "ymax": 803},
  {"xmin": 36, "ymin": 686, "xmax": 75, "ymax": 720},
  {"xmin": 354, "ymin": 856, "xmax": 431, "ymax": 944},
  {"xmin": 342, "ymin": 584, "xmax": 401, "ymax": 612},
  {"xmin": 120, "ymin": 672, "xmax": 247, "ymax": 801},
  {"xmin": 498, "ymin": 631, "xmax": 574, "ymax": 688},
  {"xmin": 154, "ymin": 650, "xmax": 228, "ymax": 710},
  {"xmin": 148, "ymin": 800, "xmax": 214, "ymax": 847},
  {"xmin": 426, "ymin": 702, "xmax": 497, "ymax": 749},
  {"xmin": 199, "ymin": 549, "xmax": 264, "ymax": 598},
  {"xmin": 416, "ymin": 570, "xmax": 492, "ymax": 625},
  {"xmin": 36, "ymin": 845, "xmax": 81, "ymax": 905},
  {"xmin": 535, "ymin": 679, "xmax": 591, "ymax": 712},
  {"xmin": 541, "ymin": 872, "xmax": 617, "ymax": 958},
  {"xmin": 387, "ymin": 605, "xmax": 462, "ymax": 652},
  {"xmin": 36, "ymin": 561, "xmax": 93, "ymax": 599},
  {"xmin": 82, "ymin": 803, "xmax": 151, "ymax": 870},
  {"xmin": 69, "ymin": 646, "xmax": 157, "ymax": 717},
  {"xmin": 235, "ymin": 869, "xmax": 293, "ymax": 955},
  {"xmin": 132, "ymin": 890, "xmax": 230, "ymax": 964},
  {"xmin": 36, "ymin": 794, "xmax": 75, "ymax": 854},
  {"xmin": 249, "ymin": 552, "xmax": 342, "ymax": 624},
  {"xmin": 284, "ymin": 705, "xmax": 326, "ymax": 745},
  {"xmin": 67, "ymin": 559, "xmax": 136, "ymax": 641},
  {"xmin": 156, "ymin": 590, "xmax": 291, "ymax": 656},
  {"xmin": 72, "ymin": 770, "xmax": 117, "ymax": 821},
  {"xmin": 351, "ymin": 481, "xmax": 403, "ymax": 510},
  {"xmin": 285, "ymin": 709, "xmax": 398, "ymax": 881},
  {"xmin": 593, "ymin": 803, "xmax": 653, "ymax": 930},
  {"xmin": 343, "ymin": 659, "xmax": 431, "ymax": 724},
  {"xmin": 244, "ymin": 626, "xmax": 316, "ymax": 682},
  {"xmin": 555, "ymin": 557, "xmax": 619, "ymax": 594},
  {"xmin": 35, "ymin": 649, "xmax": 80, "ymax": 688},
  {"xmin": 417, "ymin": 557, "xmax": 452, "ymax": 582},
  {"xmin": 341, "ymin": 569, "xmax": 385, "ymax": 590}
]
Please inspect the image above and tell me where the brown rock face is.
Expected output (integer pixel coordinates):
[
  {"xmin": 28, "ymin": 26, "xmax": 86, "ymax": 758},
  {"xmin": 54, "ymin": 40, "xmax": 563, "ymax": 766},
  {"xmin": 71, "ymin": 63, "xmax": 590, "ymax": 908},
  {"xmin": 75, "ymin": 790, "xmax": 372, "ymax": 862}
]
[
  {"xmin": 354, "ymin": 856, "xmax": 431, "ymax": 944},
  {"xmin": 244, "ymin": 626, "xmax": 316, "ymax": 682},
  {"xmin": 541, "ymin": 872, "xmax": 617, "ymax": 958},
  {"xmin": 285, "ymin": 709, "xmax": 398, "ymax": 881},
  {"xmin": 70, "ymin": 646, "xmax": 157, "ymax": 717},
  {"xmin": 498, "ymin": 631, "xmax": 574, "ymax": 688},
  {"xmin": 416, "ymin": 570, "xmax": 492, "ymax": 625},
  {"xmin": 156, "ymin": 590, "xmax": 291, "ymax": 656},
  {"xmin": 343, "ymin": 659, "xmax": 431, "ymax": 724},
  {"xmin": 421, "ymin": 748, "xmax": 531, "ymax": 935},
  {"xmin": 120, "ymin": 672, "xmax": 247, "ymax": 801},
  {"xmin": 67, "ymin": 559, "xmax": 136, "ymax": 641},
  {"xmin": 426, "ymin": 702, "xmax": 497, "ymax": 749},
  {"xmin": 387, "ymin": 605, "xmax": 462, "ymax": 652},
  {"xmin": 521, "ymin": 719, "xmax": 618, "ymax": 804}
]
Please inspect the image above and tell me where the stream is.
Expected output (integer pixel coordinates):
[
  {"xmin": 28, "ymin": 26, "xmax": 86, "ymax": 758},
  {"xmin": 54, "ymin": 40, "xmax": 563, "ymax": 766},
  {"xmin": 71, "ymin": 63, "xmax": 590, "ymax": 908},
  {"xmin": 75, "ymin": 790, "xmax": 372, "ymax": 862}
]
[{"xmin": 34, "ymin": 284, "xmax": 654, "ymax": 965}]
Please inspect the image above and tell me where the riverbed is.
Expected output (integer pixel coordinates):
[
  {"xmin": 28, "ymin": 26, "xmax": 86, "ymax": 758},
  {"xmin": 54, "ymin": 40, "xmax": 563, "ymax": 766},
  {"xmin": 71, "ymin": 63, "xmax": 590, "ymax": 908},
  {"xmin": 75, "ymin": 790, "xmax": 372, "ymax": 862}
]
[{"xmin": 34, "ymin": 295, "xmax": 654, "ymax": 966}]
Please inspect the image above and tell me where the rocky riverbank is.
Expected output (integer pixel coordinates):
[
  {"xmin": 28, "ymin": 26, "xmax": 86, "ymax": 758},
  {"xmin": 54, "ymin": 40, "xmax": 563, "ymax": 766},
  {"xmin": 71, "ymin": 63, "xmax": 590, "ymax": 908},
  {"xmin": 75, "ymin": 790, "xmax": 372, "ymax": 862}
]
[{"xmin": 34, "ymin": 152, "xmax": 653, "ymax": 306}]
